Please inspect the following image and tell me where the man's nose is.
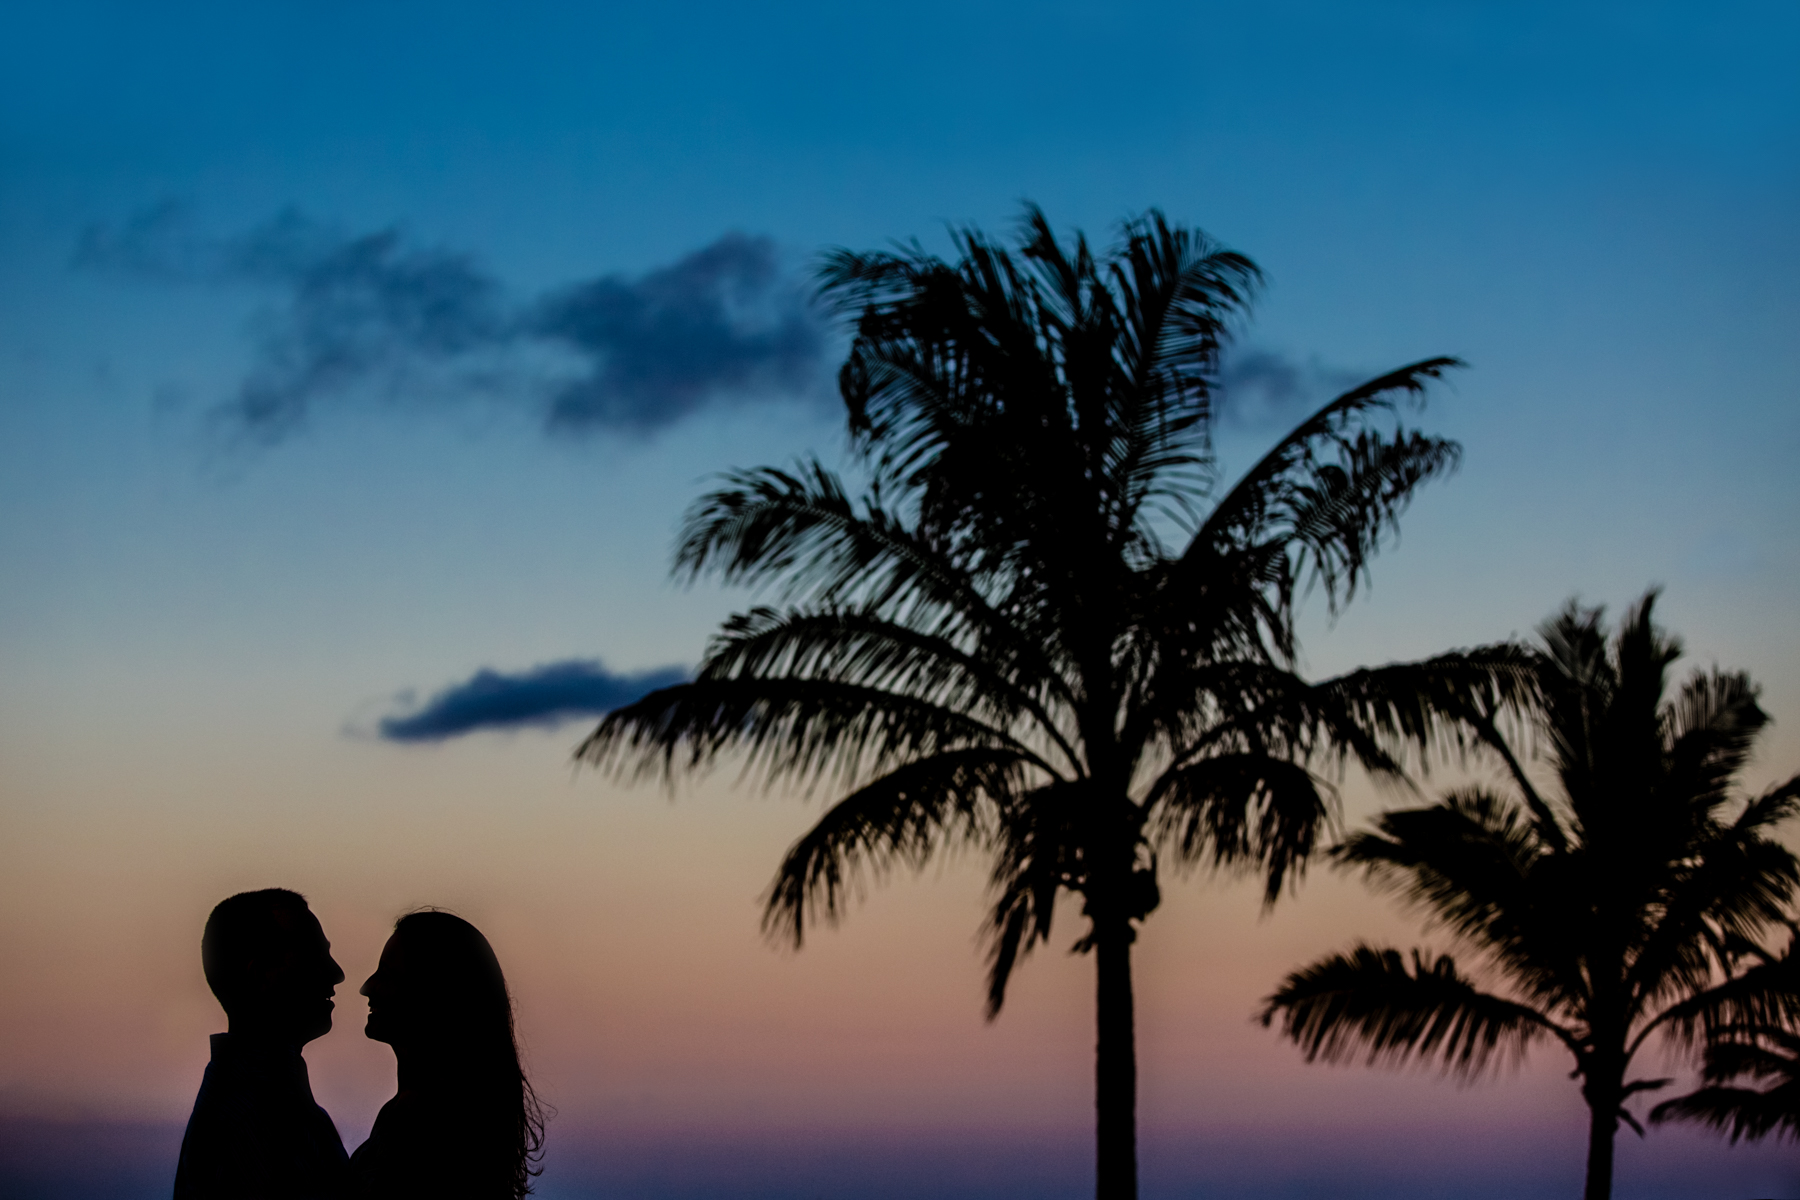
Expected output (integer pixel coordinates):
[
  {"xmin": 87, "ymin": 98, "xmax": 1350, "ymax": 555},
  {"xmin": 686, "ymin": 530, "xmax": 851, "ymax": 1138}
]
[{"xmin": 328, "ymin": 956, "xmax": 346, "ymax": 987}]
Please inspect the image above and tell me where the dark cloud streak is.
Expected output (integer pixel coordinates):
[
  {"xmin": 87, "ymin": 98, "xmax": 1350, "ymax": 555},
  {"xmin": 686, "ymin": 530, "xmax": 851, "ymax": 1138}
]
[
  {"xmin": 75, "ymin": 205, "xmax": 829, "ymax": 441},
  {"xmin": 224, "ymin": 215, "xmax": 506, "ymax": 441},
  {"xmin": 532, "ymin": 233, "xmax": 821, "ymax": 432},
  {"xmin": 377, "ymin": 659, "xmax": 688, "ymax": 742}
]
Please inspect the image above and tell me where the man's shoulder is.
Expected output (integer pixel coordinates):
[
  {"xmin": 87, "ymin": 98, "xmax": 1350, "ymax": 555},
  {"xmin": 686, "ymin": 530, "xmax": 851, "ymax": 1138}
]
[{"xmin": 173, "ymin": 1049, "xmax": 349, "ymax": 1200}]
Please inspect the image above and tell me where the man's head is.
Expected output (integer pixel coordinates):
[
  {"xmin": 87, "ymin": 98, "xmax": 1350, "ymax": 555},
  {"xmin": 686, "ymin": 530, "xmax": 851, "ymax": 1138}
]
[{"xmin": 201, "ymin": 889, "xmax": 344, "ymax": 1046}]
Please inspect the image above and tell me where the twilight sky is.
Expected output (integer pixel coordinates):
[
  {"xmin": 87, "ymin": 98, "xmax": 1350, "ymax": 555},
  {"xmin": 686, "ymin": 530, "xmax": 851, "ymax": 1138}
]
[{"xmin": 2, "ymin": 2, "xmax": 1798, "ymax": 1197}]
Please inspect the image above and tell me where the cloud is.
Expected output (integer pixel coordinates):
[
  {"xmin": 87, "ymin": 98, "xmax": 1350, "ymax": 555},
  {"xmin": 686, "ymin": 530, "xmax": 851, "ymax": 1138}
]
[
  {"xmin": 75, "ymin": 204, "xmax": 829, "ymax": 442},
  {"xmin": 532, "ymin": 233, "xmax": 823, "ymax": 432},
  {"xmin": 377, "ymin": 659, "xmax": 688, "ymax": 742},
  {"xmin": 222, "ymin": 214, "xmax": 508, "ymax": 440},
  {"xmin": 1214, "ymin": 349, "xmax": 1365, "ymax": 428}
]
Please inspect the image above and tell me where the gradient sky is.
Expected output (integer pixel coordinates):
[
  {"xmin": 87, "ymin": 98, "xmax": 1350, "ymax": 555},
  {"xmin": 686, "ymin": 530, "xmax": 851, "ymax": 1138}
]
[{"xmin": 3, "ymin": 2, "xmax": 1799, "ymax": 1197}]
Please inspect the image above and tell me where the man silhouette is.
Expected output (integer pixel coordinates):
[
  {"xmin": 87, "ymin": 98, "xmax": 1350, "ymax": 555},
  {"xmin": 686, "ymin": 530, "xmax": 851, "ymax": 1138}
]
[{"xmin": 174, "ymin": 888, "xmax": 351, "ymax": 1200}]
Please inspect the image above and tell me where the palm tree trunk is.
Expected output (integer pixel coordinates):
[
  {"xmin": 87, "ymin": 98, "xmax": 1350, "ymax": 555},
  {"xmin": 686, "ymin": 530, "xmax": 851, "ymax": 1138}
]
[
  {"xmin": 1094, "ymin": 920, "xmax": 1138, "ymax": 1200},
  {"xmin": 1582, "ymin": 1076, "xmax": 1618, "ymax": 1200}
]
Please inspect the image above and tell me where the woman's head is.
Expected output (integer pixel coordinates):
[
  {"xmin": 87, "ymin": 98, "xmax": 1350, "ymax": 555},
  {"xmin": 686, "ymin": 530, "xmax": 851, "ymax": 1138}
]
[
  {"xmin": 361, "ymin": 910, "xmax": 510, "ymax": 1051},
  {"xmin": 360, "ymin": 910, "xmax": 545, "ymax": 1197}
]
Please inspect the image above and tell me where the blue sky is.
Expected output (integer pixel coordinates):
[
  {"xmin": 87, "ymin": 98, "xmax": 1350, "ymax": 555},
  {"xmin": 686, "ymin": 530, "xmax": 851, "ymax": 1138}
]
[{"xmin": 1, "ymin": 3, "xmax": 1798, "ymax": 1198}]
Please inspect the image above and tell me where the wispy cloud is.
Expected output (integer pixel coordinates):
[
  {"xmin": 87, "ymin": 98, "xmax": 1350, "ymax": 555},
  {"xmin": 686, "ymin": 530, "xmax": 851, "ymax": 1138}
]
[
  {"xmin": 376, "ymin": 659, "xmax": 688, "ymax": 742},
  {"xmin": 225, "ymin": 214, "xmax": 506, "ymax": 440},
  {"xmin": 1214, "ymin": 349, "xmax": 1365, "ymax": 428},
  {"xmin": 75, "ymin": 204, "xmax": 830, "ymax": 442}
]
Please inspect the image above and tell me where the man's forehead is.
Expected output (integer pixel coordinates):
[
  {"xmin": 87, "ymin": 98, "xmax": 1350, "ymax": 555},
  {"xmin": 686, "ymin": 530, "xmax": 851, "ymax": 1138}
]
[{"xmin": 267, "ymin": 904, "xmax": 326, "ymax": 940}]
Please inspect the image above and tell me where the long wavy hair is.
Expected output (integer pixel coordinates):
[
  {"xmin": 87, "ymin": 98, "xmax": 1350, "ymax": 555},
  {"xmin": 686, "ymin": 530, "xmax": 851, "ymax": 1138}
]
[{"xmin": 389, "ymin": 910, "xmax": 546, "ymax": 1198}]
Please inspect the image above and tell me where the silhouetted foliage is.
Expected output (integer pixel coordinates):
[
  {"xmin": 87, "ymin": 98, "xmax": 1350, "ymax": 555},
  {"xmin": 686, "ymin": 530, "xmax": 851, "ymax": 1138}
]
[
  {"xmin": 1652, "ymin": 934, "xmax": 1800, "ymax": 1144},
  {"xmin": 580, "ymin": 205, "xmax": 1524, "ymax": 1200},
  {"xmin": 1261, "ymin": 593, "xmax": 1800, "ymax": 1200}
]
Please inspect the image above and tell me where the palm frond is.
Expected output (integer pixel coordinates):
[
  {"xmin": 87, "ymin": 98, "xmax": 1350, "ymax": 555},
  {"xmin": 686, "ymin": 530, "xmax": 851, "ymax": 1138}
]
[
  {"xmin": 1651, "ymin": 1022, "xmax": 1800, "ymax": 1142},
  {"xmin": 1260, "ymin": 944, "xmax": 1568, "ymax": 1075},
  {"xmin": 1081, "ymin": 206, "xmax": 1258, "ymax": 527},
  {"xmin": 1332, "ymin": 789, "xmax": 1580, "ymax": 1005},
  {"xmin": 1640, "ymin": 933, "xmax": 1800, "ymax": 1051},
  {"xmin": 1148, "ymin": 753, "xmax": 1333, "ymax": 903},
  {"xmin": 981, "ymin": 778, "xmax": 1096, "ymax": 1016},
  {"xmin": 1662, "ymin": 668, "xmax": 1769, "ymax": 814},
  {"xmin": 1277, "ymin": 427, "xmax": 1463, "ymax": 612},
  {"xmin": 1315, "ymin": 648, "xmax": 1566, "ymax": 868},
  {"xmin": 674, "ymin": 460, "xmax": 965, "ymax": 605},
  {"xmin": 699, "ymin": 605, "xmax": 1083, "ymax": 774},
  {"xmin": 575, "ymin": 677, "xmax": 1057, "ymax": 791},
  {"xmin": 1651, "ymin": 1083, "xmax": 1800, "ymax": 1144},
  {"xmin": 672, "ymin": 462, "xmax": 1074, "ymax": 696},
  {"xmin": 761, "ymin": 748, "xmax": 1031, "ymax": 946},
  {"xmin": 1303, "ymin": 645, "xmax": 1542, "ymax": 778},
  {"xmin": 1627, "ymin": 833, "xmax": 1800, "ymax": 1025},
  {"xmin": 1188, "ymin": 359, "xmax": 1464, "ymax": 613},
  {"xmin": 1736, "ymin": 776, "xmax": 1800, "ymax": 834},
  {"xmin": 1699, "ymin": 1028, "xmax": 1800, "ymax": 1083},
  {"xmin": 820, "ymin": 232, "xmax": 1062, "ymax": 493},
  {"xmin": 1127, "ymin": 599, "xmax": 1534, "ymax": 783}
]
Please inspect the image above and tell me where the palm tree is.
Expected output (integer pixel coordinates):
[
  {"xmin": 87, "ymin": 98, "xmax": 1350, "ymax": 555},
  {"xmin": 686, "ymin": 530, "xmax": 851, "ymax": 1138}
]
[
  {"xmin": 579, "ymin": 207, "xmax": 1524, "ymax": 1200},
  {"xmin": 1260, "ymin": 593, "xmax": 1800, "ymax": 1200}
]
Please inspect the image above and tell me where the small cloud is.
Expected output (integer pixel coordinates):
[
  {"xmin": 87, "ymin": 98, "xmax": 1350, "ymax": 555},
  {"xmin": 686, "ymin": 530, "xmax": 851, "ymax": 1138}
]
[
  {"xmin": 218, "ymin": 215, "xmax": 507, "ymax": 441},
  {"xmin": 75, "ymin": 205, "xmax": 831, "ymax": 444},
  {"xmin": 376, "ymin": 659, "xmax": 688, "ymax": 742},
  {"xmin": 532, "ymin": 233, "xmax": 824, "ymax": 433},
  {"xmin": 1215, "ymin": 349, "xmax": 1364, "ymax": 428}
]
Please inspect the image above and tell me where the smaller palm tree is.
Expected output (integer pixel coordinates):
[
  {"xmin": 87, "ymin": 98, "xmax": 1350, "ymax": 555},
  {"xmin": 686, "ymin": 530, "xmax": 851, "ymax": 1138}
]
[
  {"xmin": 1652, "ymin": 935, "xmax": 1800, "ymax": 1144},
  {"xmin": 1259, "ymin": 592, "xmax": 1800, "ymax": 1200}
]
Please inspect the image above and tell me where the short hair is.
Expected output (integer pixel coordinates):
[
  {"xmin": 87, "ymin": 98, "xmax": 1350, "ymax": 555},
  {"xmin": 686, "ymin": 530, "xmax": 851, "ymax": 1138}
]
[{"xmin": 201, "ymin": 888, "xmax": 311, "ymax": 1007}]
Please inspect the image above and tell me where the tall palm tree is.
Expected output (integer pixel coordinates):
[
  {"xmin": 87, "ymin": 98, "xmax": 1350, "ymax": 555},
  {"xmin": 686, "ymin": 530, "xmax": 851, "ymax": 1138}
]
[
  {"xmin": 1261, "ymin": 593, "xmax": 1800, "ymax": 1200},
  {"xmin": 579, "ymin": 207, "xmax": 1525, "ymax": 1200}
]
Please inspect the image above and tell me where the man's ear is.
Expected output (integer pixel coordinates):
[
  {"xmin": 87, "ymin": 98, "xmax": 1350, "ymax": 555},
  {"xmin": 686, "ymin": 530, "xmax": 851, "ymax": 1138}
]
[{"xmin": 239, "ymin": 945, "xmax": 291, "ymax": 994}]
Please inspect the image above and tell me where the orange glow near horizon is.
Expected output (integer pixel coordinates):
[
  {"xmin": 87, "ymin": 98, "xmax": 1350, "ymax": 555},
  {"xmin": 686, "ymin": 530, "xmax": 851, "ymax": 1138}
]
[{"xmin": 0, "ymin": 713, "xmax": 1622, "ymax": 1151}]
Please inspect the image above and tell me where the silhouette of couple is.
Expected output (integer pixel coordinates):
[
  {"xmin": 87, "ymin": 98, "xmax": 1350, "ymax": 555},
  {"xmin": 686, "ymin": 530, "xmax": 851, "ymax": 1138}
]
[{"xmin": 173, "ymin": 889, "xmax": 546, "ymax": 1200}]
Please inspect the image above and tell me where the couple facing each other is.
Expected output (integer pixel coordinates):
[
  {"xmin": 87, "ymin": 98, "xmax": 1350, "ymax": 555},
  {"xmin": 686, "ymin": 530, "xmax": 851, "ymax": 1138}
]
[{"xmin": 173, "ymin": 888, "xmax": 546, "ymax": 1200}]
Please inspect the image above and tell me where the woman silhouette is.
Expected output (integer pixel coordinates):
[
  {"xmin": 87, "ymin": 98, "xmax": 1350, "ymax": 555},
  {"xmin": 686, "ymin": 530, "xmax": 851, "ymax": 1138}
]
[{"xmin": 354, "ymin": 911, "xmax": 545, "ymax": 1199}]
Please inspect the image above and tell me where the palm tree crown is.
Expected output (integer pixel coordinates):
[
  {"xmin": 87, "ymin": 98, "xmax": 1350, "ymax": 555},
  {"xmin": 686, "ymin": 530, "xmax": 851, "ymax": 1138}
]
[
  {"xmin": 1261, "ymin": 592, "xmax": 1800, "ymax": 1200},
  {"xmin": 580, "ymin": 206, "xmax": 1520, "ymax": 1200}
]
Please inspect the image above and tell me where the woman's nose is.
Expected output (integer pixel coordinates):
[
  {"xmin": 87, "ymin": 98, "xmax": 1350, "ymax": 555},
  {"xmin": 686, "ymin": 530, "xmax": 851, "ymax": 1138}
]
[{"xmin": 360, "ymin": 973, "xmax": 377, "ymax": 998}]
